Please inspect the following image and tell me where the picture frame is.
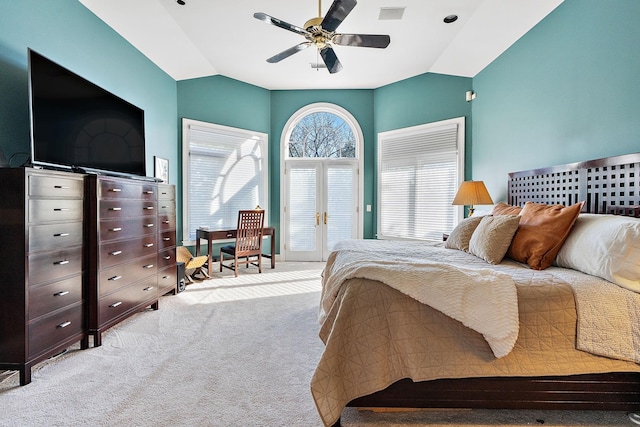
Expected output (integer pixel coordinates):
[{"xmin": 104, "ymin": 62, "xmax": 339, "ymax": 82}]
[{"xmin": 154, "ymin": 156, "xmax": 169, "ymax": 184}]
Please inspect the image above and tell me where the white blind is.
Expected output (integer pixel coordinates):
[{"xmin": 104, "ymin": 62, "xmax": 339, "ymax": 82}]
[
  {"xmin": 183, "ymin": 120, "xmax": 268, "ymax": 241},
  {"xmin": 378, "ymin": 119, "xmax": 463, "ymax": 241}
]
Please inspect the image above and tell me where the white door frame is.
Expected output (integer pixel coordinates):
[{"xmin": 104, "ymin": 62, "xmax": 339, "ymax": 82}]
[{"xmin": 280, "ymin": 103, "xmax": 364, "ymax": 261}]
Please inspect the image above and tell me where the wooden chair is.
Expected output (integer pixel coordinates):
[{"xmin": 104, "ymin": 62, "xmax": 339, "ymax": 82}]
[
  {"xmin": 220, "ymin": 209, "xmax": 265, "ymax": 277},
  {"xmin": 176, "ymin": 246, "xmax": 210, "ymax": 283}
]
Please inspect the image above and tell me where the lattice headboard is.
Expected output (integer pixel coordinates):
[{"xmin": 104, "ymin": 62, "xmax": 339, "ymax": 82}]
[{"xmin": 507, "ymin": 153, "xmax": 640, "ymax": 216}]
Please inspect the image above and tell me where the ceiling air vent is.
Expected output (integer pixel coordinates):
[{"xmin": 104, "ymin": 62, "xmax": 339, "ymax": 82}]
[{"xmin": 378, "ymin": 7, "xmax": 406, "ymax": 21}]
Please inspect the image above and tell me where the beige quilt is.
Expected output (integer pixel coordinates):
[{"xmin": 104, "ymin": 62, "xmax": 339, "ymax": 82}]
[{"xmin": 311, "ymin": 240, "xmax": 640, "ymax": 427}]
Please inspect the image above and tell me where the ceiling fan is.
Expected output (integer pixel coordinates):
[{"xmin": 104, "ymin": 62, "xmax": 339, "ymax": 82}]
[{"xmin": 253, "ymin": 0, "xmax": 391, "ymax": 74}]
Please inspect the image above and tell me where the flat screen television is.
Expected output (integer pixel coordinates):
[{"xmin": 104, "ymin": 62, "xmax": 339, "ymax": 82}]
[{"xmin": 28, "ymin": 49, "xmax": 147, "ymax": 177}]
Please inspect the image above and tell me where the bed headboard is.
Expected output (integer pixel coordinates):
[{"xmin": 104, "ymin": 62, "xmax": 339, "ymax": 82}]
[{"xmin": 507, "ymin": 153, "xmax": 640, "ymax": 217}]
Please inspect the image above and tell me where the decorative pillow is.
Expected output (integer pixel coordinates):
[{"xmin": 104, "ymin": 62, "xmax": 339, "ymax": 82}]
[
  {"xmin": 506, "ymin": 201, "xmax": 584, "ymax": 270},
  {"xmin": 445, "ymin": 216, "xmax": 484, "ymax": 252},
  {"xmin": 491, "ymin": 202, "xmax": 522, "ymax": 216},
  {"xmin": 555, "ymin": 214, "xmax": 640, "ymax": 293},
  {"xmin": 468, "ymin": 215, "xmax": 521, "ymax": 264}
]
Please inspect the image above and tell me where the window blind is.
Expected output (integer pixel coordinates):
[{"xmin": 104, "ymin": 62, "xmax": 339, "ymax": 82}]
[
  {"xmin": 378, "ymin": 119, "xmax": 463, "ymax": 241},
  {"xmin": 183, "ymin": 120, "xmax": 268, "ymax": 242}
]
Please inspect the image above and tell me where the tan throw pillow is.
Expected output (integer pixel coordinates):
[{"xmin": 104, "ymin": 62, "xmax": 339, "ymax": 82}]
[
  {"xmin": 468, "ymin": 215, "xmax": 521, "ymax": 264},
  {"xmin": 491, "ymin": 202, "xmax": 523, "ymax": 216},
  {"xmin": 507, "ymin": 201, "xmax": 584, "ymax": 270},
  {"xmin": 445, "ymin": 216, "xmax": 484, "ymax": 252}
]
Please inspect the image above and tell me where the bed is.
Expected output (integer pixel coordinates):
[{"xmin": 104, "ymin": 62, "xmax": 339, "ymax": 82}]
[{"xmin": 311, "ymin": 153, "xmax": 640, "ymax": 427}]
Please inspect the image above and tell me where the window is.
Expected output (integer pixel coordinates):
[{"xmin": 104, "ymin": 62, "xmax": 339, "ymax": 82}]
[
  {"xmin": 182, "ymin": 118, "xmax": 268, "ymax": 242},
  {"xmin": 377, "ymin": 117, "xmax": 465, "ymax": 241},
  {"xmin": 288, "ymin": 111, "xmax": 356, "ymax": 158}
]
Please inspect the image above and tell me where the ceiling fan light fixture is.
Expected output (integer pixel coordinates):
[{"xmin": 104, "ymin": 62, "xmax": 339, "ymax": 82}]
[{"xmin": 378, "ymin": 7, "xmax": 405, "ymax": 21}]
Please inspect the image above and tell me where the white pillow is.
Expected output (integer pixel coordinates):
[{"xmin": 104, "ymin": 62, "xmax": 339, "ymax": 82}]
[{"xmin": 555, "ymin": 213, "xmax": 640, "ymax": 292}]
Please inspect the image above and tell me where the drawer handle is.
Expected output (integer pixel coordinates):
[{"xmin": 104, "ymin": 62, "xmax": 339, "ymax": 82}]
[
  {"xmin": 162, "ymin": 275, "xmax": 169, "ymax": 280},
  {"xmin": 53, "ymin": 232, "xmax": 70, "ymax": 237},
  {"xmin": 226, "ymin": 233, "xmax": 234, "ymax": 238},
  {"xmin": 163, "ymin": 220, "xmax": 170, "ymax": 224},
  {"xmin": 109, "ymin": 301, "xmax": 122, "ymax": 308},
  {"xmin": 143, "ymin": 286, "xmax": 154, "ymax": 291},
  {"xmin": 144, "ymin": 243, "xmax": 154, "ymax": 248},
  {"xmin": 144, "ymin": 223, "xmax": 155, "ymax": 228},
  {"xmin": 163, "ymin": 255, "xmax": 171, "ymax": 260},
  {"xmin": 54, "ymin": 291, "xmax": 70, "ymax": 297},
  {"xmin": 163, "ymin": 237, "xmax": 170, "ymax": 241},
  {"xmin": 110, "ymin": 250, "xmax": 122, "ymax": 256},
  {"xmin": 54, "ymin": 185, "xmax": 70, "ymax": 189},
  {"xmin": 57, "ymin": 321, "xmax": 72, "ymax": 328},
  {"xmin": 161, "ymin": 205, "xmax": 169, "ymax": 209},
  {"xmin": 144, "ymin": 190, "xmax": 154, "ymax": 195},
  {"xmin": 53, "ymin": 260, "xmax": 70, "ymax": 266},
  {"xmin": 109, "ymin": 188, "xmax": 122, "ymax": 192},
  {"xmin": 109, "ymin": 207, "xmax": 122, "ymax": 211},
  {"xmin": 53, "ymin": 208, "xmax": 70, "ymax": 212},
  {"xmin": 108, "ymin": 275, "xmax": 122, "ymax": 281},
  {"xmin": 143, "ymin": 264, "xmax": 154, "ymax": 269},
  {"xmin": 144, "ymin": 206, "xmax": 154, "ymax": 210},
  {"xmin": 110, "ymin": 227, "xmax": 122, "ymax": 232}
]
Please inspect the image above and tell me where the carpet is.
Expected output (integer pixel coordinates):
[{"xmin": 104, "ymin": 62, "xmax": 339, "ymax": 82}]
[{"xmin": 0, "ymin": 262, "xmax": 636, "ymax": 426}]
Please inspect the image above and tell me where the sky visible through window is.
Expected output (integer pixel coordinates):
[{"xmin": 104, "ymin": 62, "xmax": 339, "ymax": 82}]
[{"xmin": 288, "ymin": 112, "xmax": 355, "ymax": 158}]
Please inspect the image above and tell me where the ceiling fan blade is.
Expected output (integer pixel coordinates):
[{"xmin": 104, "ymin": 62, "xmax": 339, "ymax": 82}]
[
  {"xmin": 266, "ymin": 43, "xmax": 312, "ymax": 63},
  {"xmin": 320, "ymin": 46, "xmax": 343, "ymax": 74},
  {"xmin": 254, "ymin": 12, "xmax": 310, "ymax": 36},
  {"xmin": 321, "ymin": 0, "xmax": 357, "ymax": 33},
  {"xmin": 333, "ymin": 34, "xmax": 390, "ymax": 49}
]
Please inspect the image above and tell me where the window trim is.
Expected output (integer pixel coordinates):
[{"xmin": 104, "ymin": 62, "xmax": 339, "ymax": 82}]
[
  {"xmin": 181, "ymin": 118, "xmax": 269, "ymax": 245},
  {"xmin": 376, "ymin": 116, "xmax": 465, "ymax": 241}
]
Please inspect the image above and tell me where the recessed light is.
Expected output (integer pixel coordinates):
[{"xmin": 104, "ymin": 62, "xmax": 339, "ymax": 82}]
[
  {"xmin": 444, "ymin": 15, "xmax": 458, "ymax": 24},
  {"xmin": 177, "ymin": 0, "xmax": 186, "ymax": 5}
]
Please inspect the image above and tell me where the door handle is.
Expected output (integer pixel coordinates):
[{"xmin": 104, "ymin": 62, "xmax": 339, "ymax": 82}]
[
  {"xmin": 316, "ymin": 212, "xmax": 320, "ymax": 226},
  {"xmin": 324, "ymin": 212, "xmax": 327, "ymax": 225}
]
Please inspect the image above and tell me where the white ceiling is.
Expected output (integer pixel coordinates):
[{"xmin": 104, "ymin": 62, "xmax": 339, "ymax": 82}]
[{"xmin": 79, "ymin": 0, "xmax": 563, "ymax": 90}]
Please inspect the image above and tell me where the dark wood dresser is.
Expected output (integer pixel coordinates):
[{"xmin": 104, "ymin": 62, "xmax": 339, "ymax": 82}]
[
  {"xmin": 0, "ymin": 168, "xmax": 89, "ymax": 385},
  {"xmin": 157, "ymin": 184, "xmax": 178, "ymax": 296},
  {"xmin": 86, "ymin": 175, "xmax": 175, "ymax": 346}
]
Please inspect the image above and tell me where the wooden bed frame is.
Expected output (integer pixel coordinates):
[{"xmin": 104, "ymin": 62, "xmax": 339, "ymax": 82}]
[{"xmin": 334, "ymin": 153, "xmax": 640, "ymax": 425}]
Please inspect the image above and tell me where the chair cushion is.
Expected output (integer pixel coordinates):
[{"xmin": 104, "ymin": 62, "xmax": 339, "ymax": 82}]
[{"xmin": 221, "ymin": 245, "xmax": 236, "ymax": 255}]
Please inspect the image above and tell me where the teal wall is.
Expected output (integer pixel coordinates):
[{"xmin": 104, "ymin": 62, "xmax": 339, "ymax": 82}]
[
  {"xmin": 472, "ymin": 0, "xmax": 640, "ymax": 203},
  {"xmin": 0, "ymin": 0, "xmax": 178, "ymax": 181}
]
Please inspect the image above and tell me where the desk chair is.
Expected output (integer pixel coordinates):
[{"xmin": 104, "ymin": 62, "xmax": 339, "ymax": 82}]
[
  {"xmin": 220, "ymin": 209, "xmax": 265, "ymax": 277},
  {"xmin": 176, "ymin": 246, "xmax": 210, "ymax": 283}
]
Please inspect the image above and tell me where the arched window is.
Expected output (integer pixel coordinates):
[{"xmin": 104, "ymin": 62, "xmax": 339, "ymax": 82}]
[{"xmin": 288, "ymin": 111, "xmax": 355, "ymax": 158}]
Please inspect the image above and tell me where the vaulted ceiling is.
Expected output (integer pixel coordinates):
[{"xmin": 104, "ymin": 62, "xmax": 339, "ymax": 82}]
[{"xmin": 79, "ymin": 0, "xmax": 563, "ymax": 90}]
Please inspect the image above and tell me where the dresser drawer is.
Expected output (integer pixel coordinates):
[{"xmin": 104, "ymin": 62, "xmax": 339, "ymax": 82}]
[
  {"xmin": 157, "ymin": 185, "xmax": 175, "ymax": 200},
  {"xmin": 158, "ymin": 265, "xmax": 177, "ymax": 295},
  {"xmin": 158, "ymin": 230, "xmax": 176, "ymax": 250},
  {"xmin": 157, "ymin": 200, "xmax": 175, "ymax": 215},
  {"xmin": 29, "ymin": 199, "xmax": 84, "ymax": 223},
  {"xmin": 158, "ymin": 214, "xmax": 176, "ymax": 231},
  {"xmin": 29, "ymin": 247, "xmax": 83, "ymax": 286},
  {"xmin": 98, "ymin": 279, "xmax": 157, "ymax": 325},
  {"xmin": 158, "ymin": 248, "xmax": 176, "ymax": 269},
  {"xmin": 99, "ymin": 200, "xmax": 157, "ymax": 220},
  {"xmin": 29, "ymin": 303, "xmax": 84, "ymax": 358},
  {"xmin": 99, "ymin": 179, "xmax": 156, "ymax": 201},
  {"xmin": 99, "ymin": 217, "xmax": 156, "ymax": 241},
  {"xmin": 29, "ymin": 221, "xmax": 83, "ymax": 252},
  {"xmin": 99, "ymin": 235, "xmax": 158, "ymax": 269},
  {"xmin": 29, "ymin": 275, "xmax": 83, "ymax": 320},
  {"xmin": 98, "ymin": 254, "xmax": 157, "ymax": 297},
  {"xmin": 29, "ymin": 174, "xmax": 83, "ymax": 198}
]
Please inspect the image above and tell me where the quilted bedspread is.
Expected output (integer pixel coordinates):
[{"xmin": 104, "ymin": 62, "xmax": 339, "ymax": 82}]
[{"xmin": 311, "ymin": 239, "xmax": 640, "ymax": 427}]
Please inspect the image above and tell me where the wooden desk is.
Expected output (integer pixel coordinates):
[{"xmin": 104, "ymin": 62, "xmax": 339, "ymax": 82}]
[{"xmin": 195, "ymin": 227, "xmax": 276, "ymax": 276}]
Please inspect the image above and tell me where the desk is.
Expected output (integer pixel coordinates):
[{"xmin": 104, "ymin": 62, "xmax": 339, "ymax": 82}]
[{"xmin": 195, "ymin": 227, "xmax": 276, "ymax": 276}]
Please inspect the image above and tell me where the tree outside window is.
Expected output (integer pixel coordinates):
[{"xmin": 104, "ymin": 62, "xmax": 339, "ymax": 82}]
[{"xmin": 288, "ymin": 112, "xmax": 355, "ymax": 158}]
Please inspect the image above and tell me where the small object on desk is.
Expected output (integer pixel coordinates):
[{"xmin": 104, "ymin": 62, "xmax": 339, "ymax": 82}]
[{"xmin": 442, "ymin": 233, "xmax": 449, "ymax": 242}]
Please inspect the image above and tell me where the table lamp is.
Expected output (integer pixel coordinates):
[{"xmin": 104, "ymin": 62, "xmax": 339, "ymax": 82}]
[{"xmin": 452, "ymin": 180, "xmax": 494, "ymax": 216}]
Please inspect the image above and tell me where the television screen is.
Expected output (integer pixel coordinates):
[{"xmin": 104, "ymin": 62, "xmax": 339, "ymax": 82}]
[{"xmin": 28, "ymin": 49, "xmax": 146, "ymax": 177}]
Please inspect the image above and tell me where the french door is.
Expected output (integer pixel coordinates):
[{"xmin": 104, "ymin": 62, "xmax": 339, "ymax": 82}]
[{"xmin": 284, "ymin": 160, "xmax": 358, "ymax": 261}]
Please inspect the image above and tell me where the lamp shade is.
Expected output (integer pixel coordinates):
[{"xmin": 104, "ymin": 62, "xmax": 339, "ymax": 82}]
[{"xmin": 452, "ymin": 181, "xmax": 494, "ymax": 207}]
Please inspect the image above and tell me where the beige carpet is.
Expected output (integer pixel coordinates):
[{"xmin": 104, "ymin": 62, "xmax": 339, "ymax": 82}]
[{"xmin": 0, "ymin": 262, "xmax": 636, "ymax": 426}]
